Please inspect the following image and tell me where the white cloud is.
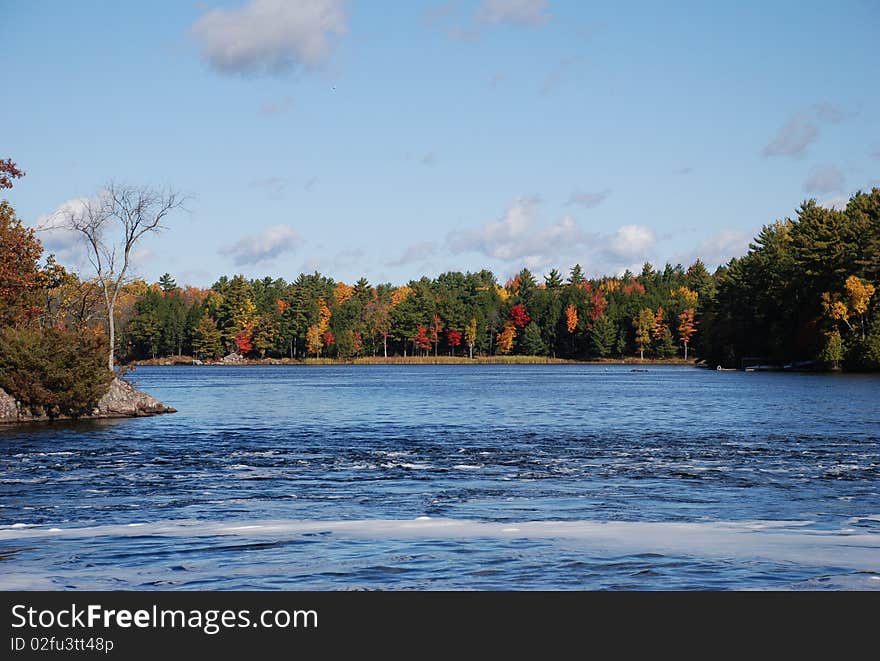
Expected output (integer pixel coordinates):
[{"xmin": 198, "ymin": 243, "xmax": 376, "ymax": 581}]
[
  {"xmin": 191, "ymin": 0, "xmax": 347, "ymax": 75},
  {"xmin": 220, "ymin": 224, "xmax": 302, "ymax": 265},
  {"xmin": 804, "ymin": 165, "xmax": 845, "ymax": 194},
  {"xmin": 762, "ymin": 113, "xmax": 818, "ymax": 157},
  {"xmin": 447, "ymin": 197, "xmax": 658, "ymax": 274},
  {"xmin": 476, "ymin": 0, "xmax": 549, "ymax": 26},
  {"xmin": 695, "ymin": 229, "xmax": 752, "ymax": 268},
  {"xmin": 607, "ymin": 225, "xmax": 656, "ymax": 259},
  {"xmin": 32, "ymin": 198, "xmax": 92, "ymax": 266},
  {"xmin": 448, "ymin": 197, "xmax": 550, "ymax": 261},
  {"xmin": 566, "ymin": 189, "xmax": 610, "ymax": 209}
]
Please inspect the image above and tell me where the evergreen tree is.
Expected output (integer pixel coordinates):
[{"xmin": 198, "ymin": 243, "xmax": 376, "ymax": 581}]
[
  {"xmin": 192, "ymin": 315, "xmax": 223, "ymax": 360},
  {"xmin": 589, "ymin": 315, "xmax": 616, "ymax": 357},
  {"xmin": 521, "ymin": 321, "xmax": 547, "ymax": 355}
]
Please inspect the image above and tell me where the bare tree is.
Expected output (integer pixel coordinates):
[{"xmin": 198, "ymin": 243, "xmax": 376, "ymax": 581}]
[{"xmin": 62, "ymin": 183, "xmax": 187, "ymax": 369}]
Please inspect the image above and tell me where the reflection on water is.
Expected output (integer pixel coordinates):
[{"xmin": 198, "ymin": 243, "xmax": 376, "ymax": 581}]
[{"xmin": 1, "ymin": 365, "xmax": 879, "ymax": 589}]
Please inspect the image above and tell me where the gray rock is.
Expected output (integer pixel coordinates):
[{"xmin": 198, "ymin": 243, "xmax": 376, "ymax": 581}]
[{"xmin": 0, "ymin": 378, "xmax": 175, "ymax": 425}]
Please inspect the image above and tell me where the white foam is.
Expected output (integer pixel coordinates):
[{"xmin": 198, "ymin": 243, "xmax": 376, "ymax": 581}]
[{"xmin": 1, "ymin": 518, "xmax": 878, "ymax": 572}]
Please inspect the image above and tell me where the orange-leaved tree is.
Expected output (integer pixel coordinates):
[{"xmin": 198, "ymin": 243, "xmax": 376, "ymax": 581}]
[
  {"xmin": 565, "ymin": 303, "xmax": 578, "ymax": 334},
  {"xmin": 678, "ymin": 307, "xmax": 697, "ymax": 359},
  {"xmin": 496, "ymin": 320, "xmax": 516, "ymax": 355}
]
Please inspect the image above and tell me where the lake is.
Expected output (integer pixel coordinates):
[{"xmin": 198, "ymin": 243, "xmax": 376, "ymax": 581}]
[{"xmin": 1, "ymin": 364, "xmax": 879, "ymax": 590}]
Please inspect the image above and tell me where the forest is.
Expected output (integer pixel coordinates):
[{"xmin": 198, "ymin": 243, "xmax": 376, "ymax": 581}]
[
  {"xmin": 2, "ymin": 154, "xmax": 879, "ymax": 386},
  {"xmin": 109, "ymin": 193, "xmax": 880, "ymax": 371}
]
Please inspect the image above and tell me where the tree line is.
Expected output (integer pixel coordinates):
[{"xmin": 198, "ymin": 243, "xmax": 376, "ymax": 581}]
[
  {"xmin": 2, "ymin": 153, "xmax": 879, "ymax": 380},
  {"xmin": 113, "ymin": 190, "xmax": 880, "ymax": 370}
]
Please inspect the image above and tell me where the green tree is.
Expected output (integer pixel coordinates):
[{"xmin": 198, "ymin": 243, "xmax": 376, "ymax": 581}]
[
  {"xmin": 819, "ymin": 330, "xmax": 844, "ymax": 369},
  {"xmin": 192, "ymin": 315, "xmax": 223, "ymax": 360},
  {"xmin": 615, "ymin": 326, "xmax": 628, "ymax": 358},
  {"xmin": 589, "ymin": 314, "xmax": 616, "ymax": 357},
  {"xmin": 0, "ymin": 326, "xmax": 114, "ymax": 418},
  {"xmin": 521, "ymin": 321, "xmax": 547, "ymax": 356}
]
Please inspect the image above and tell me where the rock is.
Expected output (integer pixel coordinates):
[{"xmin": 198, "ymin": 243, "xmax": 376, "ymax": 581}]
[
  {"xmin": 0, "ymin": 388, "xmax": 19, "ymax": 420},
  {"xmin": 96, "ymin": 378, "xmax": 176, "ymax": 417},
  {"xmin": 0, "ymin": 378, "xmax": 175, "ymax": 425}
]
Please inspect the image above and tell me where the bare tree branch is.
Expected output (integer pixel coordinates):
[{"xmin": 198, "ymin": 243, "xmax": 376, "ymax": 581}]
[{"xmin": 59, "ymin": 182, "xmax": 188, "ymax": 369}]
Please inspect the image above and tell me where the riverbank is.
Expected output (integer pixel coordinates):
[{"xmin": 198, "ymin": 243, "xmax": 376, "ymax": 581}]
[
  {"xmin": 0, "ymin": 377, "xmax": 176, "ymax": 425},
  {"xmin": 130, "ymin": 355, "xmax": 700, "ymax": 367}
]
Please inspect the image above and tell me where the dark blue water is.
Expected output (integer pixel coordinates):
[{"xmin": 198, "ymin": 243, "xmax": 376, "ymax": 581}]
[{"xmin": 1, "ymin": 365, "xmax": 879, "ymax": 590}]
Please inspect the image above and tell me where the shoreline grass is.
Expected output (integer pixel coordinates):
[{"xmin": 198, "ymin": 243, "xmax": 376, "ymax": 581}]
[{"xmin": 130, "ymin": 355, "xmax": 700, "ymax": 367}]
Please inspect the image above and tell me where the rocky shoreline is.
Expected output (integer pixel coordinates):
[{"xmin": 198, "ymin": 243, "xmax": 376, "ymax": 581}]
[{"xmin": 0, "ymin": 378, "xmax": 176, "ymax": 425}]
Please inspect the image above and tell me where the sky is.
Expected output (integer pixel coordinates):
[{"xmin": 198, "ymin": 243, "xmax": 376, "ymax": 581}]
[{"xmin": 2, "ymin": 0, "xmax": 879, "ymax": 288}]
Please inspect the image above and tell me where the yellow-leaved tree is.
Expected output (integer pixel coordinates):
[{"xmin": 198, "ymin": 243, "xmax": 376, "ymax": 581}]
[
  {"xmin": 464, "ymin": 318, "xmax": 478, "ymax": 359},
  {"xmin": 634, "ymin": 308, "xmax": 654, "ymax": 360}
]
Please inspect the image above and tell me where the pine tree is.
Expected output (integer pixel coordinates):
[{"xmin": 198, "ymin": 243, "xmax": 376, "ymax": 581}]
[
  {"xmin": 521, "ymin": 321, "xmax": 546, "ymax": 356},
  {"xmin": 589, "ymin": 315, "xmax": 616, "ymax": 357},
  {"xmin": 192, "ymin": 316, "xmax": 223, "ymax": 360}
]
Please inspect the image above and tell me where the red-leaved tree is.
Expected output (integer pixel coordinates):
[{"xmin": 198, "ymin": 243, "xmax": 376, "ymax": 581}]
[
  {"xmin": 510, "ymin": 303, "xmax": 530, "ymax": 328},
  {"xmin": 414, "ymin": 325, "xmax": 431, "ymax": 355},
  {"xmin": 234, "ymin": 329, "xmax": 253, "ymax": 355},
  {"xmin": 447, "ymin": 329, "xmax": 462, "ymax": 356}
]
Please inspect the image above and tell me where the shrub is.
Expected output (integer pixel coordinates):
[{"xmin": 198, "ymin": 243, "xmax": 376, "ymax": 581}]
[{"xmin": 0, "ymin": 326, "xmax": 114, "ymax": 418}]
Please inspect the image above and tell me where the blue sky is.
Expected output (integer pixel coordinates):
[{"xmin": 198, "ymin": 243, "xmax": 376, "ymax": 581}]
[{"xmin": 3, "ymin": 0, "xmax": 878, "ymax": 287}]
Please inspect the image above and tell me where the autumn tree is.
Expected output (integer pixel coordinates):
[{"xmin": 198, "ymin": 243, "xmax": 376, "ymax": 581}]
[
  {"xmin": 0, "ymin": 158, "xmax": 24, "ymax": 189},
  {"xmin": 634, "ymin": 308, "xmax": 654, "ymax": 360},
  {"xmin": 0, "ymin": 201, "xmax": 46, "ymax": 326},
  {"xmin": 844, "ymin": 275, "xmax": 875, "ymax": 338},
  {"xmin": 496, "ymin": 321, "xmax": 516, "ymax": 354},
  {"xmin": 306, "ymin": 324, "xmax": 322, "ymax": 357},
  {"xmin": 60, "ymin": 182, "xmax": 187, "ymax": 369},
  {"xmin": 322, "ymin": 330, "xmax": 335, "ymax": 352},
  {"xmin": 465, "ymin": 318, "xmax": 478, "ymax": 359},
  {"xmin": 677, "ymin": 307, "xmax": 697, "ymax": 359},
  {"xmin": 510, "ymin": 303, "xmax": 530, "ymax": 328},
  {"xmin": 414, "ymin": 324, "xmax": 431, "ymax": 355},
  {"xmin": 430, "ymin": 314, "xmax": 442, "ymax": 356},
  {"xmin": 651, "ymin": 307, "xmax": 667, "ymax": 342},
  {"xmin": 565, "ymin": 303, "xmax": 578, "ymax": 334},
  {"xmin": 234, "ymin": 329, "xmax": 253, "ymax": 356},
  {"xmin": 447, "ymin": 328, "xmax": 462, "ymax": 356}
]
